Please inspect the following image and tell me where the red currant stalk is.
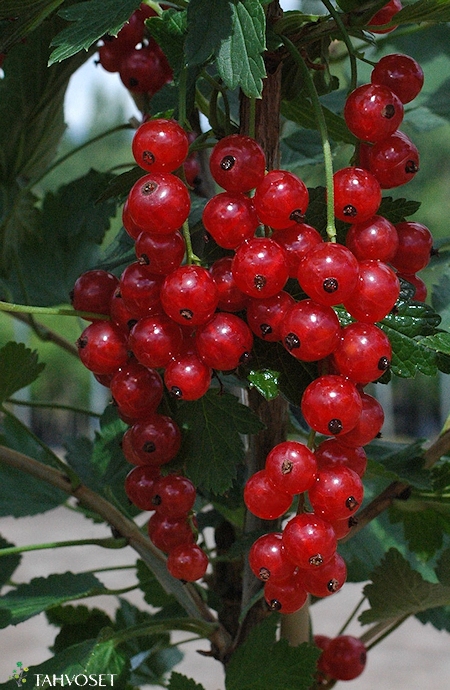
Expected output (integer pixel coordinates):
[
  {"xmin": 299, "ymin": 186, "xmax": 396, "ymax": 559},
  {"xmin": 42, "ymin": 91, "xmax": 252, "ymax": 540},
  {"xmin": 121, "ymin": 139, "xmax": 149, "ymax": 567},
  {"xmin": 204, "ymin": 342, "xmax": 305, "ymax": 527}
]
[
  {"xmin": 281, "ymin": 36, "xmax": 336, "ymax": 241},
  {"xmin": 0, "ymin": 299, "xmax": 110, "ymax": 322}
]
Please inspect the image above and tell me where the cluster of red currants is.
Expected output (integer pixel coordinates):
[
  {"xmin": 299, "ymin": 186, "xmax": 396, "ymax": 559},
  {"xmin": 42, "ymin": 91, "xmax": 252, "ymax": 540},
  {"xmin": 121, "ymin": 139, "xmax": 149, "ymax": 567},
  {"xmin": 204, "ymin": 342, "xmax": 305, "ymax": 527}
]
[{"xmin": 96, "ymin": 3, "xmax": 172, "ymax": 97}]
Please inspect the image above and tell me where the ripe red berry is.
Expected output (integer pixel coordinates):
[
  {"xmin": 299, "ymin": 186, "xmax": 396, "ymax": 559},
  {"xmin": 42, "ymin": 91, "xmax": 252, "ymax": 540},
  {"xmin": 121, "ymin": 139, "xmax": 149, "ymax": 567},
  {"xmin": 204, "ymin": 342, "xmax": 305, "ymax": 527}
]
[
  {"xmin": 110, "ymin": 361, "xmax": 163, "ymax": 420},
  {"xmin": 209, "ymin": 134, "xmax": 266, "ymax": 193},
  {"xmin": 246, "ymin": 291, "xmax": 295, "ymax": 342},
  {"xmin": 119, "ymin": 44, "xmax": 172, "ymax": 95},
  {"xmin": 253, "ymin": 169, "xmax": 309, "ymax": 228},
  {"xmin": 231, "ymin": 237, "xmax": 289, "ymax": 299},
  {"xmin": 127, "ymin": 413, "xmax": 182, "ymax": 466},
  {"xmin": 345, "ymin": 214, "xmax": 399, "ymax": 262},
  {"xmin": 151, "ymin": 474, "xmax": 196, "ymax": 518},
  {"xmin": 209, "ymin": 257, "xmax": 248, "ymax": 313},
  {"xmin": 135, "ymin": 230, "xmax": 185, "ymax": 275},
  {"xmin": 195, "ymin": 312, "xmax": 253, "ymax": 371},
  {"xmin": 371, "ymin": 53, "xmax": 424, "ymax": 104},
  {"xmin": 298, "ymin": 552, "xmax": 347, "ymax": 598},
  {"xmin": 272, "ymin": 223, "xmax": 323, "ymax": 278},
  {"xmin": 263, "ymin": 571, "xmax": 308, "ymax": 614},
  {"xmin": 366, "ymin": 130, "xmax": 419, "ymax": 189},
  {"xmin": 248, "ymin": 532, "xmax": 296, "ymax": 582},
  {"xmin": 319, "ymin": 635, "xmax": 367, "ymax": 681},
  {"xmin": 398, "ymin": 272, "xmax": 427, "ymax": 301},
  {"xmin": 390, "ymin": 221, "xmax": 433, "ymax": 274},
  {"xmin": 344, "ymin": 83, "xmax": 404, "ymax": 143},
  {"xmin": 119, "ymin": 262, "xmax": 163, "ymax": 318},
  {"xmin": 332, "ymin": 321, "xmax": 392, "ymax": 384},
  {"xmin": 131, "ymin": 118, "xmax": 189, "ymax": 173},
  {"xmin": 124, "ymin": 465, "xmax": 161, "ymax": 511},
  {"xmin": 244, "ymin": 469, "xmax": 292, "ymax": 520},
  {"xmin": 368, "ymin": 0, "xmax": 402, "ymax": 33},
  {"xmin": 338, "ymin": 391, "xmax": 385, "ymax": 448},
  {"xmin": 127, "ymin": 172, "xmax": 190, "ymax": 235},
  {"xmin": 297, "ymin": 242, "xmax": 359, "ymax": 306},
  {"xmin": 129, "ymin": 314, "xmax": 184, "ymax": 368},
  {"xmin": 265, "ymin": 440, "xmax": 318, "ymax": 495},
  {"xmin": 282, "ymin": 512, "xmax": 337, "ymax": 568},
  {"xmin": 343, "ymin": 259, "xmax": 400, "ymax": 323},
  {"xmin": 160, "ymin": 264, "xmax": 219, "ymax": 326},
  {"xmin": 148, "ymin": 512, "xmax": 195, "ymax": 553},
  {"xmin": 76, "ymin": 321, "xmax": 129, "ymax": 375},
  {"xmin": 280, "ymin": 299, "xmax": 341, "ymax": 362},
  {"xmin": 71, "ymin": 269, "xmax": 119, "ymax": 317},
  {"xmin": 301, "ymin": 375, "xmax": 363, "ymax": 437},
  {"xmin": 308, "ymin": 465, "xmax": 364, "ymax": 522},
  {"xmin": 167, "ymin": 543, "xmax": 209, "ymax": 582},
  {"xmin": 164, "ymin": 349, "xmax": 212, "ymax": 401},
  {"xmin": 314, "ymin": 438, "xmax": 367, "ymax": 477},
  {"xmin": 333, "ymin": 167, "xmax": 382, "ymax": 223},
  {"xmin": 202, "ymin": 191, "xmax": 259, "ymax": 249}
]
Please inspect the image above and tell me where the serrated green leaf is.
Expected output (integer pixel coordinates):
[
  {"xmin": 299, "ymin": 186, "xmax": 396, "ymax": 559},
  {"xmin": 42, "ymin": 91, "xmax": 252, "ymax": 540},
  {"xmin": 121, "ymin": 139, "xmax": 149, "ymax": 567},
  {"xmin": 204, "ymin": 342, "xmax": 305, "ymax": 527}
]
[
  {"xmin": 0, "ymin": 342, "xmax": 45, "ymax": 403},
  {"xmin": 436, "ymin": 548, "xmax": 450, "ymax": 586},
  {"xmin": 0, "ymin": 572, "xmax": 108, "ymax": 625},
  {"xmin": 248, "ymin": 369, "xmax": 280, "ymax": 401},
  {"xmin": 432, "ymin": 461, "xmax": 450, "ymax": 492},
  {"xmin": 419, "ymin": 332, "xmax": 450, "ymax": 355},
  {"xmin": 136, "ymin": 560, "xmax": 178, "ymax": 610},
  {"xmin": 216, "ymin": 0, "xmax": 266, "ymax": 98},
  {"xmin": 47, "ymin": 604, "xmax": 113, "ymax": 654},
  {"xmin": 49, "ymin": 0, "xmax": 140, "ymax": 64},
  {"xmin": 359, "ymin": 548, "xmax": 450, "ymax": 624},
  {"xmin": 367, "ymin": 438, "xmax": 431, "ymax": 490},
  {"xmin": 416, "ymin": 604, "xmax": 450, "ymax": 632},
  {"xmin": 225, "ymin": 615, "xmax": 320, "ymax": 690},
  {"xmin": 393, "ymin": 0, "xmax": 450, "ymax": 25},
  {"xmin": 389, "ymin": 504, "xmax": 450, "ymax": 559},
  {"xmin": 377, "ymin": 196, "xmax": 421, "ymax": 223},
  {"xmin": 147, "ymin": 9, "xmax": 187, "ymax": 77},
  {"xmin": 174, "ymin": 389, "xmax": 265, "ymax": 495},
  {"xmin": 0, "ymin": 0, "xmax": 65, "ymax": 54},
  {"xmin": 169, "ymin": 672, "xmax": 206, "ymax": 690},
  {"xmin": 185, "ymin": 0, "xmax": 233, "ymax": 66},
  {"xmin": 0, "ymin": 536, "xmax": 21, "ymax": 589}
]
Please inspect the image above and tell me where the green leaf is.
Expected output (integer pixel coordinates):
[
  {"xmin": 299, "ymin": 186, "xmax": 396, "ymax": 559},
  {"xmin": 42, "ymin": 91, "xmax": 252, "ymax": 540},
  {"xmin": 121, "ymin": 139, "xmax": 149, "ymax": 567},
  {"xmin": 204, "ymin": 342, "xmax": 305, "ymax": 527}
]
[
  {"xmin": 248, "ymin": 369, "xmax": 280, "ymax": 401},
  {"xmin": 147, "ymin": 9, "xmax": 187, "ymax": 77},
  {"xmin": 225, "ymin": 615, "xmax": 320, "ymax": 690},
  {"xmin": 281, "ymin": 96, "xmax": 357, "ymax": 145},
  {"xmin": 136, "ymin": 560, "xmax": 179, "ymax": 610},
  {"xmin": 359, "ymin": 548, "xmax": 450, "ymax": 624},
  {"xmin": 49, "ymin": 0, "xmax": 140, "ymax": 63},
  {"xmin": 216, "ymin": 0, "xmax": 266, "ymax": 98},
  {"xmin": 169, "ymin": 672, "xmax": 206, "ymax": 690},
  {"xmin": 0, "ymin": 342, "xmax": 45, "ymax": 403},
  {"xmin": 377, "ymin": 196, "xmax": 421, "ymax": 223},
  {"xmin": 185, "ymin": 0, "xmax": 234, "ymax": 66},
  {"xmin": 393, "ymin": 0, "xmax": 450, "ymax": 25},
  {"xmin": 5, "ymin": 169, "xmax": 118, "ymax": 306},
  {"xmin": 436, "ymin": 548, "xmax": 450, "ymax": 586},
  {"xmin": 0, "ymin": 572, "xmax": 108, "ymax": 625},
  {"xmin": 46, "ymin": 604, "xmax": 113, "ymax": 654},
  {"xmin": 367, "ymin": 438, "xmax": 432, "ymax": 490},
  {"xmin": 173, "ymin": 389, "xmax": 265, "ymax": 495},
  {"xmin": 389, "ymin": 504, "xmax": 450, "ymax": 560},
  {"xmin": 419, "ymin": 332, "xmax": 450, "ymax": 355},
  {"xmin": 0, "ymin": 1, "xmax": 65, "ymax": 54},
  {"xmin": 0, "ymin": 536, "xmax": 21, "ymax": 589}
]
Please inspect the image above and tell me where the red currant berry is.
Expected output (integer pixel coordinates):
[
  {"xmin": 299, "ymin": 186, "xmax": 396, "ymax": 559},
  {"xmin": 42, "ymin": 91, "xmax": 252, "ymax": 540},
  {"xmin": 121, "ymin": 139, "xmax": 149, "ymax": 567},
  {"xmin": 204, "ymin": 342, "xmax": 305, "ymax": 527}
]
[
  {"xmin": 244, "ymin": 469, "xmax": 292, "ymax": 520},
  {"xmin": 333, "ymin": 321, "xmax": 392, "ymax": 384},
  {"xmin": 264, "ymin": 571, "xmax": 308, "ymax": 614},
  {"xmin": 301, "ymin": 375, "xmax": 363, "ymax": 436},
  {"xmin": 298, "ymin": 242, "xmax": 359, "ymax": 306},
  {"xmin": 314, "ymin": 438, "xmax": 367, "ymax": 477},
  {"xmin": 298, "ymin": 552, "xmax": 347, "ymax": 598},
  {"xmin": 109, "ymin": 288, "xmax": 139, "ymax": 334},
  {"xmin": 124, "ymin": 465, "xmax": 161, "ymax": 511},
  {"xmin": 280, "ymin": 299, "xmax": 341, "ymax": 362},
  {"xmin": 76, "ymin": 321, "xmax": 129, "ymax": 375},
  {"xmin": 308, "ymin": 465, "xmax": 364, "ymax": 522},
  {"xmin": 246, "ymin": 291, "xmax": 295, "ymax": 342},
  {"xmin": 151, "ymin": 474, "xmax": 196, "ymax": 518},
  {"xmin": 344, "ymin": 83, "xmax": 404, "ymax": 143},
  {"xmin": 119, "ymin": 262, "xmax": 163, "ymax": 318},
  {"xmin": 346, "ymin": 214, "xmax": 399, "ymax": 262},
  {"xmin": 398, "ymin": 273, "xmax": 427, "ymax": 301},
  {"xmin": 119, "ymin": 44, "xmax": 172, "ymax": 95},
  {"xmin": 110, "ymin": 361, "xmax": 163, "ymax": 420},
  {"xmin": 248, "ymin": 532, "xmax": 297, "ymax": 582},
  {"xmin": 231, "ymin": 237, "xmax": 289, "ymax": 299},
  {"xmin": 148, "ymin": 512, "xmax": 195, "ymax": 553},
  {"xmin": 209, "ymin": 257, "xmax": 248, "ymax": 313},
  {"xmin": 202, "ymin": 191, "xmax": 259, "ymax": 249},
  {"xmin": 282, "ymin": 512, "xmax": 337, "ymax": 568},
  {"xmin": 368, "ymin": 0, "xmax": 402, "ymax": 33},
  {"xmin": 371, "ymin": 53, "xmax": 424, "ymax": 104},
  {"xmin": 128, "ymin": 413, "xmax": 182, "ymax": 466},
  {"xmin": 71, "ymin": 269, "xmax": 119, "ymax": 317},
  {"xmin": 390, "ymin": 221, "xmax": 433, "ymax": 274},
  {"xmin": 135, "ymin": 230, "xmax": 185, "ymax": 275},
  {"xmin": 164, "ymin": 349, "xmax": 212, "ymax": 401},
  {"xmin": 265, "ymin": 440, "xmax": 318, "ymax": 495},
  {"xmin": 129, "ymin": 314, "xmax": 184, "ymax": 368},
  {"xmin": 131, "ymin": 118, "xmax": 189, "ymax": 173},
  {"xmin": 195, "ymin": 312, "xmax": 253, "ymax": 371},
  {"xmin": 272, "ymin": 223, "xmax": 323, "ymax": 278},
  {"xmin": 98, "ymin": 42, "xmax": 129, "ymax": 73},
  {"xmin": 333, "ymin": 167, "xmax": 382, "ymax": 223},
  {"xmin": 367, "ymin": 130, "xmax": 419, "ymax": 189},
  {"xmin": 160, "ymin": 264, "xmax": 219, "ymax": 326},
  {"xmin": 122, "ymin": 198, "xmax": 144, "ymax": 240},
  {"xmin": 209, "ymin": 134, "xmax": 266, "ymax": 193},
  {"xmin": 253, "ymin": 169, "xmax": 309, "ymax": 229},
  {"xmin": 319, "ymin": 635, "xmax": 367, "ymax": 681},
  {"xmin": 167, "ymin": 543, "xmax": 209, "ymax": 582},
  {"xmin": 338, "ymin": 391, "xmax": 385, "ymax": 448},
  {"xmin": 343, "ymin": 259, "xmax": 400, "ymax": 323},
  {"xmin": 127, "ymin": 172, "xmax": 190, "ymax": 235}
]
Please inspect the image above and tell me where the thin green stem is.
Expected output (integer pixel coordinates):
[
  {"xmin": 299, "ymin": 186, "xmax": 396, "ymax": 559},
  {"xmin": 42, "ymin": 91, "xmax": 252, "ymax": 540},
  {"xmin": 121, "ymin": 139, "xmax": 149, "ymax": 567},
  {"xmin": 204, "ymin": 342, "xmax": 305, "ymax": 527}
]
[
  {"xmin": 111, "ymin": 618, "xmax": 218, "ymax": 646},
  {"xmin": 336, "ymin": 596, "xmax": 367, "ymax": 636},
  {"xmin": 321, "ymin": 0, "xmax": 358, "ymax": 92},
  {"xmin": 181, "ymin": 219, "xmax": 201, "ymax": 265},
  {"xmin": 0, "ymin": 536, "xmax": 128, "ymax": 558},
  {"xmin": 29, "ymin": 123, "xmax": 134, "ymax": 189},
  {"xmin": 6, "ymin": 398, "xmax": 102, "ymax": 418},
  {"xmin": 360, "ymin": 615, "xmax": 409, "ymax": 649},
  {"xmin": 0, "ymin": 300, "xmax": 109, "ymax": 321},
  {"xmin": 281, "ymin": 36, "xmax": 336, "ymax": 241}
]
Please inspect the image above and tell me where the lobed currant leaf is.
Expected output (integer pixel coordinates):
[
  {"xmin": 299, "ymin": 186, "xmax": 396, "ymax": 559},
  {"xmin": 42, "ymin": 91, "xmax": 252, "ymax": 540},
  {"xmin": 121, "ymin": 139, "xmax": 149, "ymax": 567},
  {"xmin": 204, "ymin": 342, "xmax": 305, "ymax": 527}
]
[
  {"xmin": 359, "ymin": 548, "xmax": 450, "ymax": 624},
  {"xmin": 367, "ymin": 438, "xmax": 432, "ymax": 490},
  {"xmin": 136, "ymin": 560, "xmax": 180, "ymax": 611},
  {"xmin": 377, "ymin": 196, "xmax": 421, "ymax": 224},
  {"xmin": 0, "ymin": 342, "xmax": 45, "ymax": 404},
  {"xmin": 389, "ymin": 504, "xmax": 450, "ymax": 560},
  {"xmin": 46, "ymin": 604, "xmax": 112, "ymax": 655},
  {"xmin": 393, "ymin": 0, "xmax": 450, "ymax": 25},
  {"xmin": 185, "ymin": 0, "xmax": 233, "ymax": 66},
  {"xmin": 168, "ymin": 672, "xmax": 206, "ymax": 690},
  {"xmin": 146, "ymin": 8, "xmax": 187, "ymax": 77}
]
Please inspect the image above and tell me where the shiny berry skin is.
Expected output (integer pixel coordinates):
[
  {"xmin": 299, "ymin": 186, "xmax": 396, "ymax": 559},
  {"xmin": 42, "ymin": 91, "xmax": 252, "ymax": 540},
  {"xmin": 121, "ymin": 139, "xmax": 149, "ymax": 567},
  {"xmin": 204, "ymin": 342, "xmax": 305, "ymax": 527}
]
[
  {"xmin": 333, "ymin": 167, "xmax": 382, "ymax": 223},
  {"xmin": 390, "ymin": 221, "xmax": 433, "ymax": 274},
  {"xmin": 76, "ymin": 321, "xmax": 129, "ymax": 375},
  {"xmin": 265, "ymin": 440, "xmax": 318, "ymax": 495},
  {"xmin": 109, "ymin": 287, "xmax": 138, "ymax": 333},
  {"xmin": 366, "ymin": 130, "xmax": 419, "ymax": 189},
  {"xmin": 272, "ymin": 223, "xmax": 323, "ymax": 278},
  {"xmin": 246, "ymin": 291, "xmax": 295, "ymax": 342},
  {"xmin": 151, "ymin": 474, "xmax": 196, "ymax": 518},
  {"xmin": 314, "ymin": 438, "xmax": 367, "ymax": 477},
  {"xmin": 333, "ymin": 321, "xmax": 392, "ymax": 384},
  {"xmin": 119, "ymin": 44, "xmax": 172, "ymax": 95},
  {"xmin": 148, "ymin": 512, "xmax": 195, "ymax": 553},
  {"xmin": 195, "ymin": 312, "xmax": 253, "ymax": 371},
  {"xmin": 343, "ymin": 259, "xmax": 400, "ymax": 323},
  {"xmin": 119, "ymin": 262, "xmax": 163, "ymax": 318},
  {"xmin": 319, "ymin": 635, "xmax": 367, "ymax": 681},
  {"xmin": 297, "ymin": 242, "xmax": 359, "ymax": 306},
  {"xmin": 371, "ymin": 53, "xmax": 424, "ymax": 104},
  {"xmin": 131, "ymin": 118, "xmax": 189, "ymax": 173},
  {"xmin": 368, "ymin": 0, "xmax": 402, "ymax": 33},
  {"xmin": 248, "ymin": 532, "xmax": 296, "ymax": 582},
  {"xmin": 345, "ymin": 214, "xmax": 399, "ymax": 262},
  {"xmin": 127, "ymin": 413, "xmax": 182, "ymax": 466},
  {"xmin": 110, "ymin": 361, "xmax": 163, "ymax": 420},
  {"xmin": 398, "ymin": 272, "xmax": 427, "ymax": 301},
  {"xmin": 301, "ymin": 375, "xmax": 363, "ymax": 437},
  {"xmin": 338, "ymin": 392, "xmax": 385, "ymax": 448},
  {"xmin": 253, "ymin": 169, "xmax": 309, "ymax": 229},
  {"xmin": 282, "ymin": 512, "xmax": 337, "ymax": 568},
  {"xmin": 298, "ymin": 552, "xmax": 347, "ymax": 598},
  {"xmin": 209, "ymin": 134, "xmax": 266, "ymax": 193},
  {"xmin": 124, "ymin": 465, "xmax": 161, "ymax": 511},
  {"xmin": 264, "ymin": 571, "xmax": 308, "ymax": 614},
  {"xmin": 167, "ymin": 543, "xmax": 209, "ymax": 582},
  {"xmin": 160, "ymin": 265, "xmax": 219, "ymax": 326},
  {"xmin": 202, "ymin": 192, "xmax": 259, "ymax": 249},
  {"xmin": 135, "ymin": 230, "xmax": 185, "ymax": 275},
  {"xmin": 244, "ymin": 469, "xmax": 292, "ymax": 520},
  {"xmin": 129, "ymin": 314, "xmax": 184, "ymax": 368},
  {"xmin": 71, "ymin": 269, "xmax": 119, "ymax": 317},
  {"xmin": 280, "ymin": 299, "xmax": 341, "ymax": 362},
  {"xmin": 231, "ymin": 237, "xmax": 289, "ymax": 299},
  {"xmin": 308, "ymin": 465, "xmax": 364, "ymax": 522},
  {"xmin": 209, "ymin": 257, "xmax": 248, "ymax": 313},
  {"xmin": 122, "ymin": 198, "xmax": 144, "ymax": 240},
  {"xmin": 344, "ymin": 83, "xmax": 404, "ymax": 143},
  {"xmin": 127, "ymin": 172, "xmax": 190, "ymax": 235},
  {"xmin": 164, "ymin": 349, "xmax": 212, "ymax": 401},
  {"xmin": 98, "ymin": 42, "xmax": 128, "ymax": 73}
]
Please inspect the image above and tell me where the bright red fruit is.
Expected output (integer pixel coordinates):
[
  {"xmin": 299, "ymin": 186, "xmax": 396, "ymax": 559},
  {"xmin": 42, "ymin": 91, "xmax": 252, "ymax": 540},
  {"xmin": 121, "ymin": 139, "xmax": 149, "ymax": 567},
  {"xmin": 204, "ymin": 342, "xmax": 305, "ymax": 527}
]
[
  {"xmin": 298, "ymin": 552, "xmax": 347, "ymax": 598},
  {"xmin": 308, "ymin": 466, "xmax": 364, "ymax": 522},
  {"xmin": 371, "ymin": 53, "xmax": 424, "ymax": 103},
  {"xmin": 333, "ymin": 321, "xmax": 392, "ymax": 384},
  {"xmin": 265, "ymin": 440, "xmax": 318, "ymax": 495},
  {"xmin": 319, "ymin": 635, "xmax": 367, "ymax": 681},
  {"xmin": 167, "ymin": 543, "xmax": 209, "ymax": 581},
  {"xmin": 246, "ymin": 291, "xmax": 295, "ymax": 342},
  {"xmin": 282, "ymin": 512, "xmax": 337, "ymax": 568},
  {"xmin": 151, "ymin": 474, "xmax": 196, "ymax": 518},
  {"xmin": 272, "ymin": 223, "xmax": 323, "ymax": 278},
  {"xmin": 333, "ymin": 167, "xmax": 382, "ymax": 223},
  {"xmin": 110, "ymin": 361, "xmax": 163, "ymax": 420},
  {"xmin": 124, "ymin": 465, "xmax": 161, "ymax": 511},
  {"xmin": 253, "ymin": 169, "xmax": 309, "ymax": 228},
  {"xmin": 248, "ymin": 532, "xmax": 296, "ymax": 582},
  {"xmin": 390, "ymin": 221, "xmax": 433, "ymax": 274},
  {"xmin": 148, "ymin": 512, "xmax": 195, "ymax": 553},
  {"xmin": 263, "ymin": 571, "xmax": 308, "ymax": 613},
  {"xmin": 127, "ymin": 414, "xmax": 182, "ymax": 466},
  {"xmin": 345, "ymin": 215, "xmax": 399, "ymax": 262},
  {"xmin": 366, "ymin": 130, "xmax": 419, "ymax": 189},
  {"xmin": 160, "ymin": 264, "xmax": 219, "ymax": 326},
  {"xmin": 280, "ymin": 299, "xmax": 341, "ymax": 362},
  {"xmin": 297, "ymin": 242, "xmax": 359, "ymax": 306},
  {"xmin": 209, "ymin": 134, "xmax": 266, "ymax": 192},
  {"xmin": 71, "ymin": 269, "xmax": 119, "ymax": 317},
  {"xmin": 195, "ymin": 312, "xmax": 253, "ymax": 371},
  {"xmin": 164, "ymin": 349, "xmax": 212, "ymax": 401},
  {"xmin": 243, "ymin": 469, "xmax": 292, "ymax": 520},
  {"xmin": 344, "ymin": 83, "xmax": 404, "ymax": 142},
  {"xmin": 76, "ymin": 321, "xmax": 128, "ymax": 375},
  {"xmin": 231, "ymin": 237, "xmax": 289, "ymax": 299},
  {"xmin": 131, "ymin": 118, "xmax": 189, "ymax": 173},
  {"xmin": 314, "ymin": 438, "xmax": 367, "ymax": 477},
  {"xmin": 135, "ymin": 230, "xmax": 186, "ymax": 275},
  {"xmin": 301, "ymin": 375, "xmax": 363, "ymax": 437},
  {"xmin": 127, "ymin": 172, "xmax": 190, "ymax": 235},
  {"xmin": 343, "ymin": 259, "xmax": 400, "ymax": 323},
  {"xmin": 202, "ymin": 192, "xmax": 259, "ymax": 249},
  {"xmin": 129, "ymin": 314, "xmax": 184, "ymax": 368}
]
